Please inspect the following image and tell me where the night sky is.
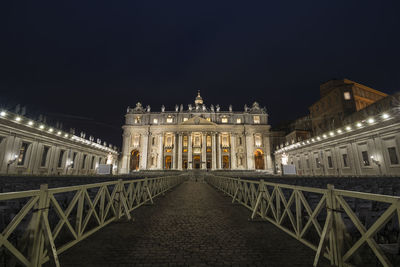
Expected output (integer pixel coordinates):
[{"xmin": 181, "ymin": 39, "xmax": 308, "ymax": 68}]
[{"xmin": 1, "ymin": 1, "xmax": 399, "ymax": 148}]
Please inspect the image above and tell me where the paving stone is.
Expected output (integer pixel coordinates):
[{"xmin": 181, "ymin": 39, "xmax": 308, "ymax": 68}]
[{"xmin": 52, "ymin": 181, "xmax": 330, "ymax": 266}]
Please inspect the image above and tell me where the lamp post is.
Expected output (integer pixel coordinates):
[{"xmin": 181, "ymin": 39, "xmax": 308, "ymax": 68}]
[
  {"xmin": 6, "ymin": 155, "xmax": 18, "ymax": 174},
  {"xmin": 370, "ymin": 156, "xmax": 382, "ymax": 175},
  {"xmin": 66, "ymin": 161, "xmax": 73, "ymax": 175}
]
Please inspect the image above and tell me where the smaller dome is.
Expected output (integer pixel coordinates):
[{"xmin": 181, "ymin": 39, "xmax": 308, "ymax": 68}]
[{"xmin": 195, "ymin": 90, "xmax": 203, "ymax": 105}]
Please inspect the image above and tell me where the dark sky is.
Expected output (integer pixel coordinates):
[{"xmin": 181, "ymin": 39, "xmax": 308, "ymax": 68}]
[{"xmin": 1, "ymin": 1, "xmax": 399, "ymax": 148}]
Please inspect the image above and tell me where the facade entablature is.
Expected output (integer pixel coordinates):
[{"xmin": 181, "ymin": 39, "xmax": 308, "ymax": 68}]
[{"xmin": 125, "ymin": 93, "xmax": 269, "ymax": 126}]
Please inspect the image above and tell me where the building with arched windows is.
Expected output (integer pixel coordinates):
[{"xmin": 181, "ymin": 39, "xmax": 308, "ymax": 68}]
[{"xmin": 119, "ymin": 92, "xmax": 273, "ymax": 173}]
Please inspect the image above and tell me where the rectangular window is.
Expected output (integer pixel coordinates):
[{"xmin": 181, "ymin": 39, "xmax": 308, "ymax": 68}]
[
  {"xmin": 90, "ymin": 156, "xmax": 95, "ymax": 169},
  {"xmin": 222, "ymin": 135, "xmax": 229, "ymax": 147},
  {"xmin": 166, "ymin": 136, "xmax": 172, "ymax": 147},
  {"xmin": 153, "ymin": 118, "xmax": 158, "ymax": 124},
  {"xmin": 133, "ymin": 135, "xmax": 140, "ymax": 147},
  {"xmin": 236, "ymin": 118, "xmax": 242, "ymax": 124},
  {"xmin": 183, "ymin": 136, "xmax": 188, "ymax": 147},
  {"xmin": 239, "ymin": 137, "xmax": 242, "ymax": 145},
  {"xmin": 221, "ymin": 117, "xmax": 228, "ymax": 123},
  {"xmin": 306, "ymin": 158, "xmax": 310, "ymax": 169},
  {"xmin": 315, "ymin": 157, "xmax": 319, "ymax": 168},
  {"xmin": 41, "ymin": 146, "xmax": 50, "ymax": 167},
  {"xmin": 388, "ymin": 147, "xmax": 399, "ymax": 165},
  {"xmin": 206, "ymin": 136, "xmax": 211, "ymax": 147},
  {"xmin": 344, "ymin": 92, "xmax": 351, "ymax": 100},
  {"xmin": 361, "ymin": 151, "xmax": 370, "ymax": 166},
  {"xmin": 166, "ymin": 117, "xmax": 173, "ymax": 123},
  {"xmin": 297, "ymin": 160, "xmax": 301, "ymax": 169},
  {"xmin": 98, "ymin": 157, "xmax": 102, "ymax": 165},
  {"xmin": 152, "ymin": 137, "xmax": 155, "ymax": 146},
  {"xmin": 206, "ymin": 117, "xmax": 211, "ymax": 122},
  {"xmin": 72, "ymin": 152, "xmax": 77, "ymax": 168},
  {"xmin": 17, "ymin": 142, "xmax": 29, "ymax": 166},
  {"xmin": 82, "ymin": 154, "xmax": 87, "ymax": 169},
  {"xmin": 183, "ymin": 117, "xmax": 188, "ymax": 122},
  {"xmin": 253, "ymin": 116, "xmax": 260, "ymax": 124},
  {"xmin": 58, "ymin": 150, "xmax": 65, "ymax": 168},
  {"xmin": 342, "ymin": 154, "xmax": 348, "ymax": 167},
  {"xmin": 254, "ymin": 135, "xmax": 262, "ymax": 147},
  {"xmin": 327, "ymin": 156, "xmax": 333, "ymax": 168}
]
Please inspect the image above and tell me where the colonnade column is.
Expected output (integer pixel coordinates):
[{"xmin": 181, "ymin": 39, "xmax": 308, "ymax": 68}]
[
  {"xmin": 140, "ymin": 133, "xmax": 149, "ymax": 170},
  {"xmin": 201, "ymin": 133, "xmax": 207, "ymax": 169},
  {"xmin": 245, "ymin": 132, "xmax": 254, "ymax": 170},
  {"xmin": 177, "ymin": 133, "xmax": 183, "ymax": 170},
  {"xmin": 217, "ymin": 133, "xmax": 222, "ymax": 169},
  {"xmin": 188, "ymin": 133, "xmax": 192, "ymax": 169},
  {"xmin": 212, "ymin": 133, "xmax": 217, "ymax": 170},
  {"xmin": 172, "ymin": 133, "xmax": 177, "ymax": 169},
  {"xmin": 230, "ymin": 133, "xmax": 236, "ymax": 170},
  {"xmin": 157, "ymin": 133, "xmax": 163, "ymax": 170}
]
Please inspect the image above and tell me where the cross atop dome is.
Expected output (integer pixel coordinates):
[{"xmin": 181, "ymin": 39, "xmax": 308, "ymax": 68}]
[{"xmin": 195, "ymin": 90, "xmax": 203, "ymax": 105}]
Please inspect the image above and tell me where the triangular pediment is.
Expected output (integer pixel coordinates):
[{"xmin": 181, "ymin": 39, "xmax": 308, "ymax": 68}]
[{"xmin": 180, "ymin": 116, "xmax": 216, "ymax": 125}]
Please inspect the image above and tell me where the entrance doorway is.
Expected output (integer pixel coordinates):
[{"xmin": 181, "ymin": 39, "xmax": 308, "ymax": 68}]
[
  {"xmin": 165, "ymin": 156, "xmax": 172, "ymax": 169},
  {"xmin": 130, "ymin": 150, "xmax": 140, "ymax": 171},
  {"xmin": 254, "ymin": 149, "xmax": 265, "ymax": 169},
  {"xmin": 222, "ymin": 155, "xmax": 230, "ymax": 169},
  {"xmin": 207, "ymin": 160, "xmax": 211, "ymax": 169},
  {"xmin": 193, "ymin": 155, "xmax": 201, "ymax": 169}
]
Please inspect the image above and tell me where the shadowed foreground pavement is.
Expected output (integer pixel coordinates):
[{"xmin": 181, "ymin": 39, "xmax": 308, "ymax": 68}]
[{"xmin": 55, "ymin": 181, "xmax": 330, "ymax": 266}]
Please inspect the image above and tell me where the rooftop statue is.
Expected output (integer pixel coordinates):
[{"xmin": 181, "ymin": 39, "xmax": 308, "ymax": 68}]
[
  {"xmin": 146, "ymin": 105, "xmax": 151, "ymax": 112},
  {"xmin": 188, "ymin": 104, "xmax": 193, "ymax": 111},
  {"xmin": 132, "ymin": 102, "xmax": 145, "ymax": 112},
  {"xmin": 161, "ymin": 105, "xmax": 165, "ymax": 112},
  {"xmin": 244, "ymin": 104, "xmax": 248, "ymax": 112},
  {"xmin": 229, "ymin": 105, "xmax": 233, "ymax": 112},
  {"xmin": 180, "ymin": 104, "xmax": 183, "ymax": 112},
  {"xmin": 210, "ymin": 104, "xmax": 215, "ymax": 112},
  {"xmin": 175, "ymin": 104, "xmax": 179, "ymax": 112},
  {"xmin": 216, "ymin": 104, "xmax": 220, "ymax": 112}
]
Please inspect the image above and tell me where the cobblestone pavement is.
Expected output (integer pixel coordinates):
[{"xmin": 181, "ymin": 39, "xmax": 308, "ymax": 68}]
[{"xmin": 55, "ymin": 181, "xmax": 330, "ymax": 266}]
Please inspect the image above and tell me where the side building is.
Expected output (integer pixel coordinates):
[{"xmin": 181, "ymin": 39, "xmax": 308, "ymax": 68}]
[
  {"xmin": 120, "ymin": 92, "xmax": 273, "ymax": 173},
  {"xmin": 309, "ymin": 79, "xmax": 387, "ymax": 135},
  {"xmin": 0, "ymin": 110, "xmax": 118, "ymax": 175},
  {"xmin": 275, "ymin": 93, "xmax": 400, "ymax": 176}
]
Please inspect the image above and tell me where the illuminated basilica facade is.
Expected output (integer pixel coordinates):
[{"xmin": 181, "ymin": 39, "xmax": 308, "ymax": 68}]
[{"xmin": 119, "ymin": 92, "xmax": 273, "ymax": 173}]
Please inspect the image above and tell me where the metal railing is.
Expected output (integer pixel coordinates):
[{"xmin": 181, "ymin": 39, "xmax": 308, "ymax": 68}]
[
  {"xmin": 0, "ymin": 175, "xmax": 186, "ymax": 267},
  {"xmin": 206, "ymin": 175, "xmax": 400, "ymax": 267}
]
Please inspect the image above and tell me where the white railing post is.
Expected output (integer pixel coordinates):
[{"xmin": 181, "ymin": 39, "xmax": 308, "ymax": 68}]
[
  {"xmin": 314, "ymin": 184, "xmax": 341, "ymax": 266},
  {"xmin": 117, "ymin": 179, "xmax": 131, "ymax": 220},
  {"xmin": 251, "ymin": 179, "xmax": 265, "ymax": 220},
  {"xmin": 30, "ymin": 184, "xmax": 48, "ymax": 267},
  {"xmin": 29, "ymin": 184, "xmax": 60, "ymax": 267},
  {"xmin": 232, "ymin": 178, "xmax": 240, "ymax": 204},
  {"xmin": 144, "ymin": 177, "xmax": 154, "ymax": 204}
]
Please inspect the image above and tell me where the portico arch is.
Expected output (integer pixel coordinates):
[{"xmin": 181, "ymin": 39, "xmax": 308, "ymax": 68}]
[
  {"xmin": 254, "ymin": 149, "xmax": 265, "ymax": 169},
  {"xmin": 130, "ymin": 150, "xmax": 140, "ymax": 171}
]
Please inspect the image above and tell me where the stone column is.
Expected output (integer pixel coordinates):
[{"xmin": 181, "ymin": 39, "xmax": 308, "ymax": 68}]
[
  {"xmin": 157, "ymin": 133, "xmax": 163, "ymax": 170},
  {"xmin": 188, "ymin": 133, "xmax": 192, "ymax": 169},
  {"xmin": 201, "ymin": 133, "xmax": 207, "ymax": 169},
  {"xmin": 230, "ymin": 133, "xmax": 237, "ymax": 170},
  {"xmin": 178, "ymin": 133, "xmax": 183, "ymax": 170},
  {"xmin": 140, "ymin": 133, "xmax": 149, "ymax": 170},
  {"xmin": 245, "ymin": 132, "xmax": 254, "ymax": 170},
  {"xmin": 217, "ymin": 133, "xmax": 222, "ymax": 169},
  {"xmin": 120, "ymin": 133, "xmax": 131, "ymax": 174},
  {"xmin": 172, "ymin": 133, "xmax": 177, "ymax": 169},
  {"xmin": 212, "ymin": 133, "xmax": 217, "ymax": 170}
]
